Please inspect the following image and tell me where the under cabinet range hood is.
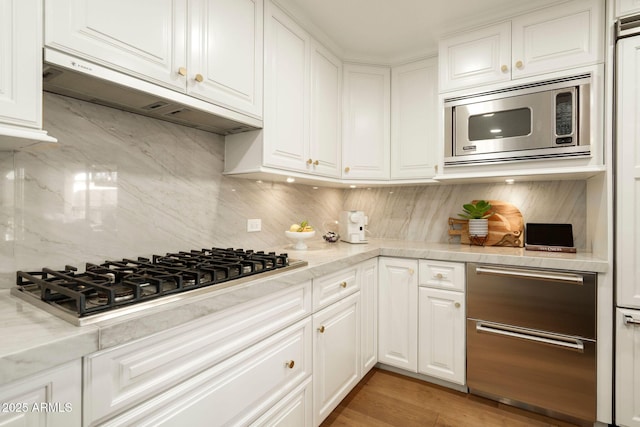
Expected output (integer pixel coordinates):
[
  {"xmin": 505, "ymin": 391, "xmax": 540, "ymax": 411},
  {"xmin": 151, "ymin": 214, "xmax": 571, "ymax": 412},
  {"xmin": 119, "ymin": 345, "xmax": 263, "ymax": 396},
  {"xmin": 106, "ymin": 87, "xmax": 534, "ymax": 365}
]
[{"xmin": 42, "ymin": 49, "xmax": 262, "ymax": 136}]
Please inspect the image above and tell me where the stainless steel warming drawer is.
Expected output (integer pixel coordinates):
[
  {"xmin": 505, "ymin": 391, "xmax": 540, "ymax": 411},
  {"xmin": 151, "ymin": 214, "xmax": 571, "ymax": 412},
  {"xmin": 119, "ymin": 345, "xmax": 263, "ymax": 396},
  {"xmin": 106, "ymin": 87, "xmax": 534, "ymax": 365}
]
[{"xmin": 466, "ymin": 263, "xmax": 597, "ymax": 424}]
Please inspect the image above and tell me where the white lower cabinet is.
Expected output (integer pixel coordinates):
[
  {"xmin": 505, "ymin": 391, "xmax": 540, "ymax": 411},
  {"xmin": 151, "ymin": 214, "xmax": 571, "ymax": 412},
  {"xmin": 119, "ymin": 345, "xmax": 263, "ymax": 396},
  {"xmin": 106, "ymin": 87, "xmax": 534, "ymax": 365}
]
[
  {"xmin": 101, "ymin": 317, "xmax": 312, "ymax": 427},
  {"xmin": 617, "ymin": 308, "xmax": 640, "ymax": 427},
  {"xmin": 312, "ymin": 291, "xmax": 361, "ymax": 426},
  {"xmin": 251, "ymin": 377, "xmax": 313, "ymax": 427},
  {"xmin": 377, "ymin": 257, "xmax": 418, "ymax": 372},
  {"xmin": 418, "ymin": 260, "xmax": 466, "ymax": 385},
  {"xmin": 418, "ymin": 287, "xmax": 465, "ymax": 384},
  {"xmin": 359, "ymin": 258, "xmax": 378, "ymax": 375},
  {"xmin": 0, "ymin": 359, "xmax": 82, "ymax": 427}
]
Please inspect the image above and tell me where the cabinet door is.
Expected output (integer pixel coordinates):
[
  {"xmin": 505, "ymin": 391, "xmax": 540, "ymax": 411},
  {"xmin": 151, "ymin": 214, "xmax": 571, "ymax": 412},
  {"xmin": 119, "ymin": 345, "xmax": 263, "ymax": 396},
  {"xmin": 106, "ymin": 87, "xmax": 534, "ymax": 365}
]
[
  {"xmin": 45, "ymin": 0, "xmax": 186, "ymax": 91},
  {"xmin": 188, "ymin": 0, "xmax": 263, "ymax": 118},
  {"xmin": 308, "ymin": 41, "xmax": 342, "ymax": 178},
  {"xmin": 313, "ymin": 292, "xmax": 360, "ymax": 426},
  {"xmin": 617, "ymin": 0, "xmax": 640, "ymax": 17},
  {"xmin": 511, "ymin": 0, "xmax": 604, "ymax": 79},
  {"xmin": 360, "ymin": 258, "xmax": 378, "ymax": 375},
  {"xmin": 0, "ymin": 0, "xmax": 42, "ymax": 130},
  {"xmin": 616, "ymin": 308, "xmax": 640, "ymax": 427},
  {"xmin": 378, "ymin": 257, "xmax": 418, "ymax": 372},
  {"xmin": 391, "ymin": 58, "xmax": 439, "ymax": 179},
  {"xmin": 438, "ymin": 22, "xmax": 511, "ymax": 93},
  {"xmin": 617, "ymin": 34, "xmax": 640, "ymax": 309},
  {"xmin": 342, "ymin": 64, "xmax": 390, "ymax": 180},
  {"xmin": 263, "ymin": 2, "xmax": 310, "ymax": 172},
  {"xmin": 0, "ymin": 360, "xmax": 82, "ymax": 427},
  {"xmin": 418, "ymin": 287, "xmax": 465, "ymax": 385}
]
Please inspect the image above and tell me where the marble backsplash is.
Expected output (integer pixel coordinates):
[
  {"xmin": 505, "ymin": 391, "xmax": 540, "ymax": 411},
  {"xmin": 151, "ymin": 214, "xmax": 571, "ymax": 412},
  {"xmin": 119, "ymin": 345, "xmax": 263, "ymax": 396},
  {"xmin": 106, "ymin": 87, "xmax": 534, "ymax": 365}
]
[
  {"xmin": 0, "ymin": 93, "xmax": 342, "ymax": 288},
  {"xmin": 343, "ymin": 180, "xmax": 586, "ymax": 248},
  {"xmin": 0, "ymin": 93, "xmax": 587, "ymax": 288}
]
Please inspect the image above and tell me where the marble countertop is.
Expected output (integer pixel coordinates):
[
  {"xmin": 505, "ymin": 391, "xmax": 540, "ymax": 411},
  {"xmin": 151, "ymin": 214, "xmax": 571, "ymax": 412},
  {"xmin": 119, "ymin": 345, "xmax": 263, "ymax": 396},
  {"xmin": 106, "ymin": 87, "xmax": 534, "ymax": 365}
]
[{"xmin": 0, "ymin": 239, "xmax": 609, "ymax": 385}]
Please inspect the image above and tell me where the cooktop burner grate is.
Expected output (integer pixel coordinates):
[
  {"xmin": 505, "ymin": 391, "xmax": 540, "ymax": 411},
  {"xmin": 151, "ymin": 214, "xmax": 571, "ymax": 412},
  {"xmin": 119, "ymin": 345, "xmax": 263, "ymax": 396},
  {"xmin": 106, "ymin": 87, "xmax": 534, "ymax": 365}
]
[{"xmin": 14, "ymin": 247, "xmax": 303, "ymax": 323}]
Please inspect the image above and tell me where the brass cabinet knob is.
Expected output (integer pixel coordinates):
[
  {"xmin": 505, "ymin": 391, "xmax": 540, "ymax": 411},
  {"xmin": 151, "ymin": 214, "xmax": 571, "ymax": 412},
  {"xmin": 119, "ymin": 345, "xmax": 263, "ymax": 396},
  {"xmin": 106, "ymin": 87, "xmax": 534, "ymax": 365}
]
[
  {"xmin": 408, "ymin": 268, "xmax": 415, "ymax": 275},
  {"xmin": 340, "ymin": 281, "xmax": 347, "ymax": 288},
  {"xmin": 436, "ymin": 273, "xmax": 444, "ymax": 279},
  {"xmin": 318, "ymin": 325, "xmax": 325, "ymax": 333},
  {"xmin": 344, "ymin": 166, "xmax": 350, "ymax": 173},
  {"xmin": 307, "ymin": 159, "xmax": 313, "ymax": 165},
  {"xmin": 286, "ymin": 360, "xmax": 295, "ymax": 369},
  {"xmin": 455, "ymin": 302, "xmax": 461, "ymax": 308},
  {"xmin": 515, "ymin": 60, "xmax": 523, "ymax": 69},
  {"xmin": 178, "ymin": 67, "xmax": 187, "ymax": 76},
  {"xmin": 501, "ymin": 64, "xmax": 508, "ymax": 73},
  {"xmin": 195, "ymin": 73, "xmax": 204, "ymax": 82},
  {"xmin": 313, "ymin": 160, "xmax": 319, "ymax": 166}
]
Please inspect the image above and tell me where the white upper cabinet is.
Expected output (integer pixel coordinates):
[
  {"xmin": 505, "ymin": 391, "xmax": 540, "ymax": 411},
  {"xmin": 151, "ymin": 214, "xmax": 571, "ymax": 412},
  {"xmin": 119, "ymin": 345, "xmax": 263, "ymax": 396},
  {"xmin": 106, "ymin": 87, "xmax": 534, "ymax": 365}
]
[
  {"xmin": 0, "ymin": 0, "xmax": 57, "ymax": 148},
  {"xmin": 439, "ymin": 22, "xmax": 511, "ymax": 92},
  {"xmin": 262, "ymin": 3, "xmax": 310, "ymax": 173},
  {"xmin": 45, "ymin": 0, "xmax": 263, "ymax": 118},
  {"xmin": 188, "ymin": 0, "xmax": 263, "ymax": 117},
  {"xmin": 309, "ymin": 41, "xmax": 342, "ymax": 178},
  {"xmin": 342, "ymin": 64, "xmax": 391, "ymax": 180},
  {"xmin": 225, "ymin": 0, "xmax": 341, "ymax": 179},
  {"xmin": 617, "ymin": 0, "xmax": 640, "ymax": 17},
  {"xmin": 439, "ymin": 0, "xmax": 604, "ymax": 93},
  {"xmin": 391, "ymin": 58, "xmax": 439, "ymax": 179}
]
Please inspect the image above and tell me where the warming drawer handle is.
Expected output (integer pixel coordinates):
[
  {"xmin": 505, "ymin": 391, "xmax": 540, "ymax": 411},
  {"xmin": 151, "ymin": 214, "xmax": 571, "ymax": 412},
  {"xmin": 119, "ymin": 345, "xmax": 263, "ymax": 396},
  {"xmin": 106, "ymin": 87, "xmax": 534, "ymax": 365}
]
[
  {"xmin": 475, "ymin": 266, "xmax": 584, "ymax": 284},
  {"xmin": 476, "ymin": 322, "xmax": 585, "ymax": 352},
  {"xmin": 624, "ymin": 315, "xmax": 640, "ymax": 326}
]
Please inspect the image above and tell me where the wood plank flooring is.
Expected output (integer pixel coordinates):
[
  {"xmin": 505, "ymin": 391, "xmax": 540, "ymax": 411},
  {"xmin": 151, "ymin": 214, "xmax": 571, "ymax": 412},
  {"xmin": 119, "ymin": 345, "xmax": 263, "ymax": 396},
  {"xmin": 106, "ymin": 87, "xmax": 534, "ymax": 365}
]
[{"xmin": 321, "ymin": 368, "xmax": 580, "ymax": 427}]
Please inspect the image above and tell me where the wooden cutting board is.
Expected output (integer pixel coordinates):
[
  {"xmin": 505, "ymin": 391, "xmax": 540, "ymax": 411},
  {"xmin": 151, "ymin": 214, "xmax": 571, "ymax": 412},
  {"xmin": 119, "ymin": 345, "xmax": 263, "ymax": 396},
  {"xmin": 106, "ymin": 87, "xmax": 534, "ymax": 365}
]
[{"xmin": 448, "ymin": 200, "xmax": 524, "ymax": 247}]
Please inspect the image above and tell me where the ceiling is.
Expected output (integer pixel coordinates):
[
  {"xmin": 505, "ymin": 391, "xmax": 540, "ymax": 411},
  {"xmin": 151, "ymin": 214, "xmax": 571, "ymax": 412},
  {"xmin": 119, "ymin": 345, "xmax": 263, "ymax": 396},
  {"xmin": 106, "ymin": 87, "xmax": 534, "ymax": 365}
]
[{"xmin": 280, "ymin": 0, "xmax": 564, "ymax": 63}]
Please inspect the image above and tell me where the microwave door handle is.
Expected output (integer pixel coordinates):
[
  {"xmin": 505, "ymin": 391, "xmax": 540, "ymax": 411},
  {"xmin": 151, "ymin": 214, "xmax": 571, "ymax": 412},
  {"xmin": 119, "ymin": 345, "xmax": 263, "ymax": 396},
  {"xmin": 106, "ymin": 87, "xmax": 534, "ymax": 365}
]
[{"xmin": 475, "ymin": 321, "xmax": 585, "ymax": 352}]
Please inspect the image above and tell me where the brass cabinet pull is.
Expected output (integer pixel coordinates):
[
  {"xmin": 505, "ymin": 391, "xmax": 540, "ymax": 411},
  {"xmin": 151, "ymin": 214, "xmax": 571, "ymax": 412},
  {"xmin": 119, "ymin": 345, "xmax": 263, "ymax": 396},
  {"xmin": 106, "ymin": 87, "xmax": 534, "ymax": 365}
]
[
  {"xmin": 340, "ymin": 281, "xmax": 347, "ymax": 288},
  {"xmin": 318, "ymin": 325, "xmax": 325, "ymax": 333},
  {"xmin": 500, "ymin": 64, "xmax": 508, "ymax": 73},
  {"xmin": 195, "ymin": 73, "xmax": 204, "ymax": 82},
  {"xmin": 455, "ymin": 302, "xmax": 461, "ymax": 308},
  {"xmin": 178, "ymin": 67, "xmax": 187, "ymax": 76},
  {"xmin": 515, "ymin": 60, "xmax": 523, "ymax": 69},
  {"xmin": 344, "ymin": 166, "xmax": 350, "ymax": 173},
  {"xmin": 436, "ymin": 273, "xmax": 444, "ymax": 279},
  {"xmin": 313, "ymin": 160, "xmax": 319, "ymax": 166},
  {"xmin": 307, "ymin": 159, "xmax": 313, "ymax": 165},
  {"xmin": 285, "ymin": 360, "xmax": 295, "ymax": 369},
  {"xmin": 408, "ymin": 268, "xmax": 415, "ymax": 275}
]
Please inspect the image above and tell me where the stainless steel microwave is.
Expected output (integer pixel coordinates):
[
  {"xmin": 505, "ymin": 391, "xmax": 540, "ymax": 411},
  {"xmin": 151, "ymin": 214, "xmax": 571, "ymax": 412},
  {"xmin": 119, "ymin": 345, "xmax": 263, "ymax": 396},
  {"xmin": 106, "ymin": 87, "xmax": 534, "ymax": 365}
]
[{"xmin": 444, "ymin": 74, "xmax": 591, "ymax": 166}]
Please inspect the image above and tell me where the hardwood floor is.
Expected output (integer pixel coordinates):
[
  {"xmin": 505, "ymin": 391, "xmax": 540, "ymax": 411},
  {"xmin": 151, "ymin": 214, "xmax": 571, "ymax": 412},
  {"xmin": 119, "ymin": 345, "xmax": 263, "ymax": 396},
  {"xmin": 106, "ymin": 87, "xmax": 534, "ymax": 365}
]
[{"xmin": 320, "ymin": 368, "xmax": 580, "ymax": 427}]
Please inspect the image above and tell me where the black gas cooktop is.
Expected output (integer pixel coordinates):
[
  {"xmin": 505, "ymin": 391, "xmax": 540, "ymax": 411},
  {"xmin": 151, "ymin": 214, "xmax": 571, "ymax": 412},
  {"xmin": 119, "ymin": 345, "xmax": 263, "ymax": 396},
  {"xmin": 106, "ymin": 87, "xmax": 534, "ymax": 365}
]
[{"xmin": 12, "ymin": 247, "xmax": 306, "ymax": 326}]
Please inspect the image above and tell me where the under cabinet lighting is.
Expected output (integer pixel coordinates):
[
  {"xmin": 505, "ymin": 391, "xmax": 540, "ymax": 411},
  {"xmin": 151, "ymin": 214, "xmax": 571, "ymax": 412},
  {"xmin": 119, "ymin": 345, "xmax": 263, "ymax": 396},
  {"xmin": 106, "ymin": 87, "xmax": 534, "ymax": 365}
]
[
  {"xmin": 490, "ymin": 128, "xmax": 502, "ymax": 133},
  {"xmin": 505, "ymin": 178, "xmax": 515, "ymax": 184},
  {"xmin": 349, "ymin": 185, "xmax": 357, "ymax": 188},
  {"xmin": 286, "ymin": 177, "xmax": 295, "ymax": 183}
]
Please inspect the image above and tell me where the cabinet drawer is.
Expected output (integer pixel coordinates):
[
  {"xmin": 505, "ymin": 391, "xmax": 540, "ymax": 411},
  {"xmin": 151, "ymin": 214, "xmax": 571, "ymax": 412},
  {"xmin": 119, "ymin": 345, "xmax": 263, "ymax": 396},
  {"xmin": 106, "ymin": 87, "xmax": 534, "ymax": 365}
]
[
  {"xmin": 102, "ymin": 318, "xmax": 312, "ymax": 427},
  {"xmin": 419, "ymin": 260, "xmax": 465, "ymax": 291},
  {"xmin": 84, "ymin": 281, "xmax": 311, "ymax": 426},
  {"xmin": 250, "ymin": 376, "xmax": 313, "ymax": 426},
  {"xmin": 313, "ymin": 266, "xmax": 359, "ymax": 310}
]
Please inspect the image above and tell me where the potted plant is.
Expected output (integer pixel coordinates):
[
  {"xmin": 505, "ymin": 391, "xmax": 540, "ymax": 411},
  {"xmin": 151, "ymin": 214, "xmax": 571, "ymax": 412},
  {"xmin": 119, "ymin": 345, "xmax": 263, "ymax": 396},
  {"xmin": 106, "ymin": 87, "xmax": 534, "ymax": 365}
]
[{"xmin": 459, "ymin": 200, "xmax": 493, "ymax": 239}]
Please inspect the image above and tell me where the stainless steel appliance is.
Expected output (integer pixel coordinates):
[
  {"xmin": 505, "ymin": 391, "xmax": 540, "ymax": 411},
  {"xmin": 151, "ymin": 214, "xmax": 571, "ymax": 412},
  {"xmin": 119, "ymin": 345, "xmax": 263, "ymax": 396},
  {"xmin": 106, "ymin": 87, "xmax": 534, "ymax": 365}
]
[
  {"xmin": 338, "ymin": 210, "xmax": 368, "ymax": 244},
  {"xmin": 444, "ymin": 74, "xmax": 592, "ymax": 166},
  {"xmin": 12, "ymin": 247, "xmax": 306, "ymax": 326},
  {"xmin": 466, "ymin": 263, "xmax": 597, "ymax": 425}
]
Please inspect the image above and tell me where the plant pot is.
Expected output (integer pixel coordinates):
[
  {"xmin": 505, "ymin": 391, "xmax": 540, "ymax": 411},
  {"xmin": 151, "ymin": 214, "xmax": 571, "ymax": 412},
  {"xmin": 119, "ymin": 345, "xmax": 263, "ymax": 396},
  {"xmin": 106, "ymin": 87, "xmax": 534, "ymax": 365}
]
[{"xmin": 468, "ymin": 218, "xmax": 489, "ymax": 238}]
